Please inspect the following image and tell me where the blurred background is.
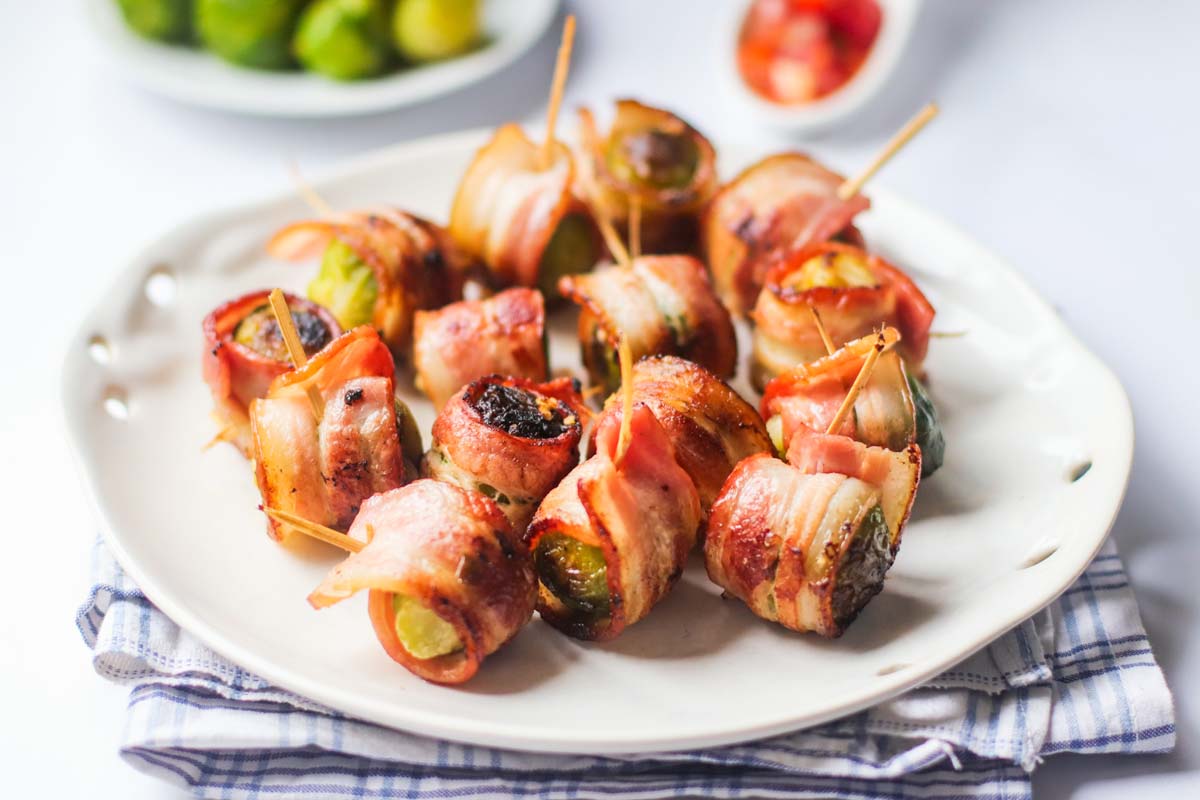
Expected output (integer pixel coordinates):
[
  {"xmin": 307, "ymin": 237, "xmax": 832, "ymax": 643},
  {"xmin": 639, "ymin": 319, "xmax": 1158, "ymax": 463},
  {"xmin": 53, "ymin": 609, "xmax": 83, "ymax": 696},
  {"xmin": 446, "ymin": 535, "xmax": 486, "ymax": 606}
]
[{"xmin": 1, "ymin": 0, "xmax": 1197, "ymax": 796}]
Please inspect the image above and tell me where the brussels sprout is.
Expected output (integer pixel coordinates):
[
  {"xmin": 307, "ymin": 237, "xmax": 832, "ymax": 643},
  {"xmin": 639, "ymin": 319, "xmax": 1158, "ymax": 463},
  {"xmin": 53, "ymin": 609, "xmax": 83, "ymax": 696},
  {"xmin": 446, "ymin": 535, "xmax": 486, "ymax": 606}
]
[
  {"xmin": 830, "ymin": 503, "xmax": 892, "ymax": 632},
  {"xmin": 392, "ymin": 594, "xmax": 462, "ymax": 659},
  {"xmin": 908, "ymin": 373, "xmax": 945, "ymax": 477},
  {"xmin": 605, "ymin": 129, "xmax": 699, "ymax": 190},
  {"xmin": 233, "ymin": 302, "xmax": 334, "ymax": 361},
  {"xmin": 195, "ymin": 0, "xmax": 306, "ymax": 70},
  {"xmin": 663, "ymin": 311, "xmax": 691, "ymax": 349},
  {"xmin": 392, "ymin": 0, "xmax": 481, "ymax": 62},
  {"xmin": 307, "ymin": 239, "xmax": 379, "ymax": 330},
  {"xmin": 535, "ymin": 533, "xmax": 610, "ymax": 617},
  {"xmin": 785, "ymin": 250, "xmax": 878, "ymax": 291},
  {"xmin": 294, "ymin": 0, "xmax": 392, "ymax": 80},
  {"xmin": 538, "ymin": 213, "xmax": 596, "ymax": 295},
  {"xmin": 469, "ymin": 382, "xmax": 573, "ymax": 439},
  {"xmin": 584, "ymin": 321, "xmax": 622, "ymax": 395},
  {"xmin": 854, "ymin": 350, "xmax": 917, "ymax": 453},
  {"xmin": 116, "ymin": 0, "xmax": 193, "ymax": 42},
  {"xmin": 394, "ymin": 399, "xmax": 424, "ymax": 465}
]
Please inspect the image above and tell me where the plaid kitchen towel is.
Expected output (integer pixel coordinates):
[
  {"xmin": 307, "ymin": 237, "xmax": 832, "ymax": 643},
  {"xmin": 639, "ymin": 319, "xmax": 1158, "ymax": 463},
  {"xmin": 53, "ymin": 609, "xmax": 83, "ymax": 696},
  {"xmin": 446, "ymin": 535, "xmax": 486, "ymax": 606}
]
[{"xmin": 77, "ymin": 538, "xmax": 1173, "ymax": 800}]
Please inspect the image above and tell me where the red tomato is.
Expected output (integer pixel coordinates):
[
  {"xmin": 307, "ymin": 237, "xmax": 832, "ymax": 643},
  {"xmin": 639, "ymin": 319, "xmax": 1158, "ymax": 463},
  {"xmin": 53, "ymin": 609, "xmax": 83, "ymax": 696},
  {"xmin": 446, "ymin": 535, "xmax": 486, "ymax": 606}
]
[
  {"xmin": 786, "ymin": 0, "xmax": 837, "ymax": 11},
  {"xmin": 738, "ymin": 0, "xmax": 881, "ymax": 105},
  {"xmin": 775, "ymin": 11, "xmax": 832, "ymax": 57},
  {"xmin": 737, "ymin": 39, "xmax": 778, "ymax": 100},
  {"xmin": 828, "ymin": 0, "xmax": 883, "ymax": 46},
  {"xmin": 744, "ymin": 0, "xmax": 793, "ymax": 35},
  {"xmin": 773, "ymin": 13, "xmax": 839, "ymax": 102}
]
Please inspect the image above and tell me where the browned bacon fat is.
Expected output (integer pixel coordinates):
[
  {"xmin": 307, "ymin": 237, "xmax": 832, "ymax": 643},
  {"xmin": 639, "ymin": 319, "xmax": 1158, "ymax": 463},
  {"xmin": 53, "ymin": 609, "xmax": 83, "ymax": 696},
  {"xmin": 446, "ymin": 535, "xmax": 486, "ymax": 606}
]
[
  {"xmin": 267, "ymin": 209, "xmax": 471, "ymax": 358},
  {"xmin": 526, "ymin": 405, "xmax": 702, "ymax": 641},
  {"xmin": 591, "ymin": 355, "xmax": 771, "ymax": 513},
  {"xmin": 449, "ymin": 124, "xmax": 602, "ymax": 292},
  {"xmin": 423, "ymin": 376, "xmax": 586, "ymax": 533},
  {"xmin": 202, "ymin": 291, "xmax": 340, "ymax": 455},
  {"xmin": 309, "ymin": 480, "xmax": 537, "ymax": 685},
  {"xmin": 704, "ymin": 453, "xmax": 894, "ymax": 638},
  {"xmin": 412, "ymin": 288, "xmax": 548, "ymax": 411},
  {"xmin": 251, "ymin": 327, "xmax": 407, "ymax": 543},
  {"xmin": 787, "ymin": 428, "xmax": 920, "ymax": 546},
  {"xmin": 576, "ymin": 99, "xmax": 718, "ymax": 254},
  {"xmin": 752, "ymin": 242, "xmax": 935, "ymax": 388},
  {"xmin": 704, "ymin": 153, "xmax": 869, "ymax": 316},
  {"xmin": 761, "ymin": 327, "xmax": 915, "ymax": 451},
  {"xmin": 559, "ymin": 255, "xmax": 736, "ymax": 394}
]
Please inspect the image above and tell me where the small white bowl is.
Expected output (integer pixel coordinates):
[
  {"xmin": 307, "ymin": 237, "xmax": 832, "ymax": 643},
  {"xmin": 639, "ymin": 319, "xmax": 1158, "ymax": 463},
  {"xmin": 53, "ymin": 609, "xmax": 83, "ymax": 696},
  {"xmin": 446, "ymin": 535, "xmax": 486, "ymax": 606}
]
[
  {"xmin": 86, "ymin": 0, "xmax": 560, "ymax": 118},
  {"xmin": 720, "ymin": 0, "xmax": 922, "ymax": 133}
]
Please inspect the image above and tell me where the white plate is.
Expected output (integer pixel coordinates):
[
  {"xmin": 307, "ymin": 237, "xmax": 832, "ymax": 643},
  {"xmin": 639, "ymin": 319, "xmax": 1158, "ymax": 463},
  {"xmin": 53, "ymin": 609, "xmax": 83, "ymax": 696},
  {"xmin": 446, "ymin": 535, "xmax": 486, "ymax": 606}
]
[
  {"xmin": 86, "ymin": 0, "xmax": 559, "ymax": 117},
  {"xmin": 63, "ymin": 129, "xmax": 1132, "ymax": 754},
  {"xmin": 719, "ymin": 0, "xmax": 922, "ymax": 133}
]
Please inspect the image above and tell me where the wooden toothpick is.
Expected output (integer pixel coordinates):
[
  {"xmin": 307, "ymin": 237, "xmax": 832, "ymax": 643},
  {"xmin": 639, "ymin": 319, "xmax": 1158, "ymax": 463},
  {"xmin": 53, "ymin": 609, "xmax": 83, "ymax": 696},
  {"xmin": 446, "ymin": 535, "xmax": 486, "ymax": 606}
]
[
  {"xmin": 540, "ymin": 15, "xmax": 577, "ymax": 169},
  {"xmin": 574, "ymin": 94, "xmax": 629, "ymax": 269},
  {"xmin": 807, "ymin": 303, "xmax": 836, "ymax": 356},
  {"xmin": 268, "ymin": 289, "xmax": 311, "ymax": 368},
  {"xmin": 838, "ymin": 102, "xmax": 939, "ymax": 201},
  {"xmin": 615, "ymin": 332, "xmax": 634, "ymax": 465},
  {"xmin": 575, "ymin": 149, "xmax": 631, "ymax": 268},
  {"xmin": 288, "ymin": 161, "xmax": 336, "ymax": 219},
  {"xmin": 267, "ymin": 288, "xmax": 325, "ymax": 420},
  {"xmin": 262, "ymin": 506, "xmax": 363, "ymax": 553},
  {"xmin": 825, "ymin": 329, "xmax": 886, "ymax": 435},
  {"xmin": 597, "ymin": 205, "xmax": 631, "ymax": 268}
]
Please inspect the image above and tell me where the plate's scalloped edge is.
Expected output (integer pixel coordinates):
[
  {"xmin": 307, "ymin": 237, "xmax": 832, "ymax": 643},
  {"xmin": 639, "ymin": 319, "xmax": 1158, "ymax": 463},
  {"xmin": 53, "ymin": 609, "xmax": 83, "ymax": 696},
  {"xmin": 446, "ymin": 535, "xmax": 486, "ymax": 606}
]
[{"xmin": 62, "ymin": 128, "xmax": 1135, "ymax": 755}]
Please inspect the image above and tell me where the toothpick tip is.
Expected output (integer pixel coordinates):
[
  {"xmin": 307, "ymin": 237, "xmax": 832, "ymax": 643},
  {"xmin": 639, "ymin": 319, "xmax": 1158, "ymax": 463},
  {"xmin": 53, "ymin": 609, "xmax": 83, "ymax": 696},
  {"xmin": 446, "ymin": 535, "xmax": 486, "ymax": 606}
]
[{"xmin": 838, "ymin": 101, "xmax": 940, "ymax": 200}]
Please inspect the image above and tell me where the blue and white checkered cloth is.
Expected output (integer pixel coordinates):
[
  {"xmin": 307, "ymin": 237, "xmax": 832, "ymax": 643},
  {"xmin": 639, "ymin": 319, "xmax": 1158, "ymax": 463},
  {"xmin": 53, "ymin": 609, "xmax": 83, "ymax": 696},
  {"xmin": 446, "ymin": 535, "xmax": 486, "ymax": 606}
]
[{"xmin": 77, "ymin": 538, "xmax": 1173, "ymax": 800}]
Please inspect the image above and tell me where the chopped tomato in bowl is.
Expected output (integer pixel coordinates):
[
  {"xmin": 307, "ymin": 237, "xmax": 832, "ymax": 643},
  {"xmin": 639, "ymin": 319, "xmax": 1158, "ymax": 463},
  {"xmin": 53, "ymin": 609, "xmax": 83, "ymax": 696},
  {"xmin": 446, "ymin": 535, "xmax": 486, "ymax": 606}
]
[{"xmin": 738, "ymin": 0, "xmax": 883, "ymax": 105}]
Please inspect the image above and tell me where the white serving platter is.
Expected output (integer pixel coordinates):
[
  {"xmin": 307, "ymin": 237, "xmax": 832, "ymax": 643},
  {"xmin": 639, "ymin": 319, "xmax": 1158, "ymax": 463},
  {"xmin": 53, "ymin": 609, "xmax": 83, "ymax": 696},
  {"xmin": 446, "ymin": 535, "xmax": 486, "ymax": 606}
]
[
  {"xmin": 86, "ymin": 0, "xmax": 559, "ymax": 117},
  {"xmin": 63, "ymin": 129, "xmax": 1132, "ymax": 754}
]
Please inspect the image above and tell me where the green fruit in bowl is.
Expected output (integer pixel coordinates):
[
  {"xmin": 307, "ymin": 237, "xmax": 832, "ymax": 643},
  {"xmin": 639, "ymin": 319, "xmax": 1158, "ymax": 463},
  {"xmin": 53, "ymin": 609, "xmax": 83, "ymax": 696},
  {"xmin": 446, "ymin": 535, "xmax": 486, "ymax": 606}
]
[
  {"xmin": 294, "ymin": 0, "xmax": 393, "ymax": 80},
  {"xmin": 195, "ymin": 0, "xmax": 307, "ymax": 70},
  {"xmin": 392, "ymin": 0, "xmax": 482, "ymax": 63},
  {"xmin": 115, "ymin": 0, "xmax": 193, "ymax": 43}
]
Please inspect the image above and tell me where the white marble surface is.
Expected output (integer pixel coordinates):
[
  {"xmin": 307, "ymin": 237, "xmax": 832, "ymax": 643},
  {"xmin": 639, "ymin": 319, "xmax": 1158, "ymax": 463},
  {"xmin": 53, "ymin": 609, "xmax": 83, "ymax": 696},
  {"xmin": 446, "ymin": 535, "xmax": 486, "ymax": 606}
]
[{"xmin": 1, "ymin": 0, "xmax": 1196, "ymax": 796}]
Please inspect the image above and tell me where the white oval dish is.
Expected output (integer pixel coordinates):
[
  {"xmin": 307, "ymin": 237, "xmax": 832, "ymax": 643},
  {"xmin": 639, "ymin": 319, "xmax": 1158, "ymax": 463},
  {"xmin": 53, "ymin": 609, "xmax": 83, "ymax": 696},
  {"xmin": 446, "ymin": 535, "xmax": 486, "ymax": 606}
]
[
  {"xmin": 86, "ymin": 0, "xmax": 560, "ymax": 117},
  {"xmin": 720, "ymin": 0, "xmax": 922, "ymax": 133},
  {"xmin": 63, "ymin": 129, "xmax": 1132, "ymax": 755}
]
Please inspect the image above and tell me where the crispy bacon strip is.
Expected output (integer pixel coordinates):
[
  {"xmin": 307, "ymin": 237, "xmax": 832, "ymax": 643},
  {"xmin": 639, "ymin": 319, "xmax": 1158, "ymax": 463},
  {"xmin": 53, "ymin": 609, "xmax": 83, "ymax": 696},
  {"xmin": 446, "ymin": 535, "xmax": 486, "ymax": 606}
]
[
  {"xmin": 761, "ymin": 327, "xmax": 917, "ymax": 451},
  {"xmin": 527, "ymin": 405, "xmax": 701, "ymax": 641},
  {"xmin": 703, "ymin": 153, "xmax": 870, "ymax": 316},
  {"xmin": 786, "ymin": 428, "xmax": 920, "ymax": 545},
  {"xmin": 251, "ymin": 327, "xmax": 406, "ymax": 542},
  {"xmin": 309, "ymin": 481, "xmax": 537, "ymax": 685},
  {"xmin": 704, "ymin": 454, "xmax": 893, "ymax": 637},
  {"xmin": 753, "ymin": 243, "xmax": 935, "ymax": 384},
  {"xmin": 423, "ymin": 375, "xmax": 586, "ymax": 533},
  {"xmin": 591, "ymin": 355, "xmax": 770, "ymax": 513},
  {"xmin": 267, "ymin": 209, "xmax": 470, "ymax": 357},
  {"xmin": 577, "ymin": 99, "xmax": 718, "ymax": 254},
  {"xmin": 449, "ymin": 124, "xmax": 598, "ymax": 288},
  {"xmin": 412, "ymin": 288, "xmax": 548, "ymax": 411},
  {"xmin": 202, "ymin": 291, "xmax": 340, "ymax": 455},
  {"xmin": 559, "ymin": 255, "xmax": 737, "ymax": 389}
]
